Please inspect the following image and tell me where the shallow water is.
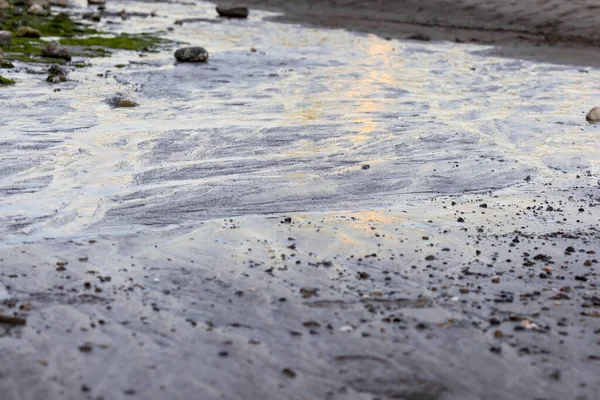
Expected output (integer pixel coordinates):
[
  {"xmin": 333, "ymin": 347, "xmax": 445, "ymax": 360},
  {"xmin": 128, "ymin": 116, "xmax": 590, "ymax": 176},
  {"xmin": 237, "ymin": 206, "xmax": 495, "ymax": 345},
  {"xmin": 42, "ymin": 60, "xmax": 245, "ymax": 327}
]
[{"xmin": 1, "ymin": 0, "xmax": 599, "ymax": 241}]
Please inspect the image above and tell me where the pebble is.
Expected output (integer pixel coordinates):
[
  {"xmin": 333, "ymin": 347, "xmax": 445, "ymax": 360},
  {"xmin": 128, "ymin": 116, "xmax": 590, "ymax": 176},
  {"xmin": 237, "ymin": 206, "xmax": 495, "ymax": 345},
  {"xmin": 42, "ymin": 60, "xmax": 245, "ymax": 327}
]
[
  {"xmin": 47, "ymin": 64, "xmax": 68, "ymax": 83},
  {"xmin": 87, "ymin": 0, "xmax": 105, "ymax": 4},
  {"xmin": 28, "ymin": 4, "xmax": 48, "ymax": 15},
  {"xmin": 83, "ymin": 11, "xmax": 102, "ymax": 21},
  {"xmin": 0, "ymin": 31, "xmax": 12, "ymax": 46},
  {"xmin": 41, "ymin": 41, "xmax": 72, "ymax": 61},
  {"xmin": 174, "ymin": 47, "xmax": 209, "ymax": 63},
  {"xmin": 586, "ymin": 107, "xmax": 600, "ymax": 123},
  {"xmin": 25, "ymin": 0, "xmax": 49, "ymax": 7},
  {"xmin": 216, "ymin": 6, "xmax": 249, "ymax": 18},
  {"xmin": 16, "ymin": 26, "xmax": 41, "ymax": 38},
  {"xmin": 106, "ymin": 95, "xmax": 138, "ymax": 108}
]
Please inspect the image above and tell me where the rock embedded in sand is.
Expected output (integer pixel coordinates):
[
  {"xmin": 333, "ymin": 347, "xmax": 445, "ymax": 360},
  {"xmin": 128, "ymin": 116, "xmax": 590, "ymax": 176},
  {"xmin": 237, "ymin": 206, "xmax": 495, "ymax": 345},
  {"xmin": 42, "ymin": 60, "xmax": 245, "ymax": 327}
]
[
  {"xmin": 216, "ymin": 6, "xmax": 249, "ymax": 18},
  {"xmin": 0, "ymin": 31, "xmax": 12, "ymax": 46},
  {"xmin": 83, "ymin": 11, "xmax": 101, "ymax": 21},
  {"xmin": 174, "ymin": 47, "xmax": 209, "ymax": 63},
  {"xmin": 51, "ymin": 0, "xmax": 68, "ymax": 7},
  {"xmin": 16, "ymin": 26, "xmax": 41, "ymax": 38},
  {"xmin": 41, "ymin": 41, "xmax": 72, "ymax": 61},
  {"xmin": 47, "ymin": 64, "xmax": 68, "ymax": 83},
  {"xmin": 87, "ymin": 0, "xmax": 105, "ymax": 4},
  {"xmin": 586, "ymin": 107, "xmax": 600, "ymax": 123},
  {"xmin": 106, "ymin": 95, "xmax": 138, "ymax": 108},
  {"xmin": 28, "ymin": 4, "xmax": 48, "ymax": 15}
]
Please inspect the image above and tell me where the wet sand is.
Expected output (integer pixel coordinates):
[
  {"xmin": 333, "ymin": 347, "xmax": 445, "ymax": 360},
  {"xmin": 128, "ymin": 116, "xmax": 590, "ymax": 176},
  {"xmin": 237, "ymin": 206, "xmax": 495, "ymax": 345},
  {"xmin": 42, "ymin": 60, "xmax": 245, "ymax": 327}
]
[
  {"xmin": 212, "ymin": 0, "xmax": 600, "ymax": 66},
  {"xmin": 1, "ymin": 1, "xmax": 599, "ymax": 399}
]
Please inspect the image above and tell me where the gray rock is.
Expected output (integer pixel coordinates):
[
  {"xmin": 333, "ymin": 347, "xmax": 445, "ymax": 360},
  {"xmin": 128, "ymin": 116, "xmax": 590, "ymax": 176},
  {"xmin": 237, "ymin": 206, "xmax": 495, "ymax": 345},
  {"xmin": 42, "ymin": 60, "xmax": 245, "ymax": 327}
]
[
  {"xmin": 0, "ymin": 0, "xmax": 10, "ymax": 10},
  {"xmin": 41, "ymin": 41, "xmax": 71, "ymax": 61},
  {"xmin": 48, "ymin": 64, "xmax": 67, "ymax": 76},
  {"xmin": 25, "ymin": 0, "xmax": 49, "ymax": 8},
  {"xmin": 87, "ymin": 0, "xmax": 105, "ymax": 5},
  {"xmin": 0, "ymin": 31, "xmax": 12, "ymax": 46},
  {"xmin": 83, "ymin": 11, "xmax": 102, "ymax": 22},
  {"xmin": 27, "ymin": 4, "xmax": 48, "ymax": 15},
  {"xmin": 0, "ymin": 49, "xmax": 4, "ymax": 63},
  {"xmin": 16, "ymin": 26, "xmax": 41, "ymax": 38},
  {"xmin": 586, "ymin": 107, "xmax": 600, "ymax": 123},
  {"xmin": 216, "ymin": 6, "xmax": 248, "ymax": 18},
  {"xmin": 174, "ymin": 47, "xmax": 209, "ymax": 63}
]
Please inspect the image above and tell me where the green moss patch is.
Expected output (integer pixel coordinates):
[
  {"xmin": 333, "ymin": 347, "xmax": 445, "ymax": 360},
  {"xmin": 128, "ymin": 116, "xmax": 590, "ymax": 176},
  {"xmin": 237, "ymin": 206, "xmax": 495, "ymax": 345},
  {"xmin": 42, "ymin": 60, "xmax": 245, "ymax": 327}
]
[
  {"xmin": 0, "ymin": 37, "xmax": 60, "ymax": 64},
  {"xmin": 0, "ymin": 75, "xmax": 16, "ymax": 85},
  {"xmin": 61, "ymin": 33, "xmax": 168, "ymax": 52},
  {"xmin": 0, "ymin": 12, "xmax": 98, "ymax": 38}
]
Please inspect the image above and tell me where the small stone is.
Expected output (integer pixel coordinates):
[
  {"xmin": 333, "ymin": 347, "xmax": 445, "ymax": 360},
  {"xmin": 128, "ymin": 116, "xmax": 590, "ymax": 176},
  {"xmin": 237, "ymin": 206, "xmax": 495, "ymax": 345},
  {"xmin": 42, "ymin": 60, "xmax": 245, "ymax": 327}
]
[
  {"xmin": 16, "ymin": 26, "xmax": 41, "ymax": 38},
  {"xmin": 586, "ymin": 107, "xmax": 600, "ymax": 123},
  {"xmin": 0, "ymin": 0, "xmax": 9, "ymax": 10},
  {"xmin": 407, "ymin": 33, "xmax": 430, "ymax": 41},
  {"xmin": 88, "ymin": 12, "xmax": 101, "ymax": 22},
  {"xmin": 41, "ymin": 41, "xmax": 71, "ymax": 61},
  {"xmin": 0, "ymin": 49, "xmax": 4, "ymax": 63},
  {"xmin": 457, "ymin": 217, "xmax": 465, "ymax": 223},
  {"xmin": 105, "ymin": 95, "xmax": 138, "ymax": 108},
  {"xmin": 28, "ymin": 4, "xmax": 48, "ymax": 15},
  {"xmin": 357, "ymin": 272, "xmax": 370, "ymax": 280},
  {"xmin": 174, "ymin": 47, "xmax": 209, "ymax": 63},
  {"xmin": 87, "ymin": 0, "xmax": 105, "ymax": 4},
  {"xmin": 361, "ymin": 164, "xmax": 370, "ymax": 170},
  {"xmin": 216, "ymin": 6, "xmax": 248, "ymax": 18},
  {"xmin": 51, "ymin": 0, "xmax": 68, "ymax": 7},
  {"xmin": 0, "ymin": 31, "xmax": 12, "ymax": 46},
  {"xmin": 281, "ymin": 368, "xmax": 296, "ymax": 378},
  {"xmin": 78, "ymin": 344, "xmax": 93, "ymax": 353},
  {"xmin": 25, "ymin": 0, "xmax": 49, "ymax": 7},
  {"xmin": 494, "ymin": 330, "xmax": 504, "ymax": 338},
  {"xmin": 117, "ymin": 99, "xmax": 137, "ymax": 107}
]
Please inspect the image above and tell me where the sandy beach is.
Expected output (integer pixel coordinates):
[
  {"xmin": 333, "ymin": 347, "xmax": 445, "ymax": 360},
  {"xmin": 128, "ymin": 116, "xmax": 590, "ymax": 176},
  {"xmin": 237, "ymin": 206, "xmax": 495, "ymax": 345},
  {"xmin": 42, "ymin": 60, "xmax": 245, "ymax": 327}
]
[{"xmin": 0, "ymin": 1, "xmax": 599, "ymax": 399}]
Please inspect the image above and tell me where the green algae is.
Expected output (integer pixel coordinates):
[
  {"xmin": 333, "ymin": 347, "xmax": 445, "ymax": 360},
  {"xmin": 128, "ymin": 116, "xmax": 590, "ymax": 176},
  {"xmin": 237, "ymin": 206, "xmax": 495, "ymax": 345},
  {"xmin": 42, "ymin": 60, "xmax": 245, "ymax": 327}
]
[
  {"xmin": 0, "ymin": 37, "xmax": 61, "ymax": 64},
  {"xmin": 0, "ymin": 9, "xmax": 168, "ymax": 65},
  {"xmin": 0, "ymin": 75, "xmax": 15, "ymax": 85},
  {"xmin": 61, "ymin": 33, "xmax": 167, "ymax": 52},
  {"xmin": 0, "ymin": 12, "xmax": 98, "ymax": 38}
]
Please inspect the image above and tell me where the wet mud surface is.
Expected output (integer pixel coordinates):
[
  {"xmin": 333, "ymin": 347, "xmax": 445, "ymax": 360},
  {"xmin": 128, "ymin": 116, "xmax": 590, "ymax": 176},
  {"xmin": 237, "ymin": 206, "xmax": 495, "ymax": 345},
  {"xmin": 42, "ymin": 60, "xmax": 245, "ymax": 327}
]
[{"xmin": 1, "ymin": 1, "xmax": 600, "ymax": 399}]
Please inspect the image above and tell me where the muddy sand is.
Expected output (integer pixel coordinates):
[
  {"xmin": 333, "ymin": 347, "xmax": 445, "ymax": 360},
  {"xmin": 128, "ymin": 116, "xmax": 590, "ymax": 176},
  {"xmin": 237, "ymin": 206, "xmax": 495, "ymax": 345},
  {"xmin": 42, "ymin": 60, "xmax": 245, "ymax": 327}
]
[{"xmin": 0, "ymin": 1, "xmax": 599, "ymax": 399}]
